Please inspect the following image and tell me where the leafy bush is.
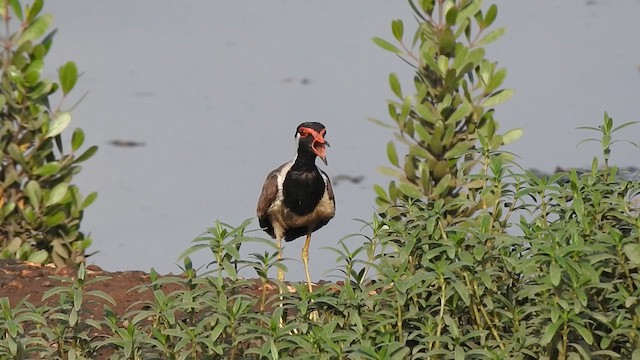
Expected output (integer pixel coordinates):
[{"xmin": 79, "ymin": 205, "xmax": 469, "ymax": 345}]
[
  {"xmin": 0, "ymin": 0, "xmax": 97, "ymax": 266},
  {"xmin": 1, "ymin": 0, "xmax": 639, "ymax": 359}
]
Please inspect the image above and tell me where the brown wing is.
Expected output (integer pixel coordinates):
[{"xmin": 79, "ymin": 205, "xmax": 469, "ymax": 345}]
[{"xmin": 256, "ymin": 163, "xmax": 289, "ymax": 237}]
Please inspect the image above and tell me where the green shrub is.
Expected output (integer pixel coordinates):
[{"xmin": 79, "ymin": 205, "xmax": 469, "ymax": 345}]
[
  {"xmin": 366, "ymin": 0, "xmax": 640, "ymax": 358},
  {"xmin": 1, "ymin": 0, "xmax": 639, "ymax": 359},
  {"xmin": 0, "ymin": 0, "xmax": 97, "ymax": 266}
]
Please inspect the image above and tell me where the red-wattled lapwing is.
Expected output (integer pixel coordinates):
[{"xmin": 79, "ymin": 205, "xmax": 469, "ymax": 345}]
[{"xmin": 257, "ymin": 122, "xmax": 335, "ymax": 292}]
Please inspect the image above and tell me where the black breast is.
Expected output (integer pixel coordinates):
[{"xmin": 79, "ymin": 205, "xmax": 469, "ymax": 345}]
[{"xmin": 282, "ymin": 168, "xmax": 325, "ymax": 216}]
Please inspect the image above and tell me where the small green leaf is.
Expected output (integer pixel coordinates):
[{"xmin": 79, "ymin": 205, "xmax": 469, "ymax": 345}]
[
  {"xmin": 445, "ymin": 7, "xmax": 458, "ymax": 26},
  {"xmin": 387, "ymin": 141, "xmax": 399, "ymax": 167},
  {"xmin": 27, "ymin": 250, "xmax": 48, "ymax": 264},
  {"xmin": 58, "ymin": 61, "xmax": 78, "ymax": 95},
  {"xmin": 69, "ymin": 308, "xmax": 78, "ymax": 327},
  {"xmin": 572, "ymin": 323, "xmax": 593, "ymax": 345},
  {"xmin": 483, "ymin": 4, "xmax": 498, "ymax": 28},
  {"xmin": 398, "ymin": 182, "xmax": 423, "ymax": 199},
  {"xmin": 46, "ymin": 112, "xmax": 71, "ymax": 138},
  {"xmin": 444, "ymin": 142, "xmax": 471, "ymax": 159},
  {"xmin": 391, "ymin": 19, "xmax": 404, "ymax": 41},
  {"xmin": 45, "ymin": 183, "xmax": 68, "ymax": 207},
  {"xmin": 24, "ymin": 180, "xmax": 41, "ymax": 209},
  {"xmin": 455, "ymin": 1, "xmax": 481, "ymax": 25},
  {"xmin": 45, "ymin": 211, "xmax": 66, "ymax": 226},
  {"xmin": 573, "ymin": 196, "xmax": 584, "ymax": 222},
  {"xmin": 7, "ymin": 143, "xmax": 26, "ymax": 165},
  {"xmin": 26, "ymin": 0, "xmax": 44, "ymax": 23},
  {"xmin": 452, "ymin": 281, "xmax": 470, "ymax": 305},
  {"xmin": 482, "ymin": 88, "xmax": 514, "ymax": 107},
  {"xmin": 624, "ymin": 244, "xmax": 640, "ymax": 265},
  {"xmin": 445, "ymin": 102, "xmax": 471, "ymax": 124},
  {"xmin": 33, "ymin": 162, "xmax": 61, "ymax": 176},
  {"xmin": 388, "ymin": 73, "xmax": 402, "ymax": 99},
  {"xmin": 502, "ymin": 128, "xmax": 523, "ymax": 145},
  {"xmin": 432, "ymin": 174, "xmax": 452, "ymax": 198},
  {"xmin": 476, "ymin": 27, "xmax": 506, "ymax": 46},
  {"xmin": 541, "ymin": 319, "xmax": 562, "ymax": 345},
  {"xmin": 550, "ymin": 262, "xmax": 561, "ymax": 286},
  {"xmin": 377, "ymin": 166, "xmax": 404, "ymax": 178},
  {"xmin": 8, "ymin": 0, "xmax": 23, "ymax": 21},
  {"xmin": 71, "ymin": 128, "xmax": 85, "ymax": 151},
  {"xmin": 80, "ymin": 192, "xmax": 98, "ymax": 210},
  {"xmin": 74, "ymin": 145, "xmax": 98, "ymax": 163},
  {"xmin": 18, "ymin": 14, "xmax": 52, "ymax": 46},
  {"xmin": 372, "ymin": 37, "xmax": 401, "ymax": 54}
]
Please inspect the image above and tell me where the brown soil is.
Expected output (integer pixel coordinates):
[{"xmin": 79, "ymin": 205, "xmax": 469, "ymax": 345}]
[
  {"xmin": 0, "ymin": 259, "xmax": 181, "ymax": 315},
  {"xmin": 0, "ymin": 259, "xmax": 289, "ymax": 358},
  {"xmin": 0, "ymin": 259, "xmax": 273, "ymax": 315}
]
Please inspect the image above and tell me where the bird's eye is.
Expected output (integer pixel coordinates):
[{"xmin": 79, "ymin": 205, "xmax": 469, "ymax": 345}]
[{"xmin": 299, "ymin": 129, "xmax": 308, "ymax": 137}]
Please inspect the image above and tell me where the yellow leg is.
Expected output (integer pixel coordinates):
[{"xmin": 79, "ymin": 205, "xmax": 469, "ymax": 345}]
[
  {"xmin": 277, "ymin": 237, "xmax": 285, "ymax": 282},
  {"xmin": 302, "ymin": 232, "xmax": 313, "ymax": 293}
]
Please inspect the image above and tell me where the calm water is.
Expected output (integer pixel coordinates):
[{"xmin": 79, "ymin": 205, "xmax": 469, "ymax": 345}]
[{"xmin": 40, "ymin": 1, "xmax": 640, "ymax": 280}]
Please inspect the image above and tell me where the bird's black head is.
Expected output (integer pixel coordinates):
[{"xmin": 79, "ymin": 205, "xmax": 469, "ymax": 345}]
[{"xmin": 295, "ymin": 122, "xmax": 329, "ymax": 165}]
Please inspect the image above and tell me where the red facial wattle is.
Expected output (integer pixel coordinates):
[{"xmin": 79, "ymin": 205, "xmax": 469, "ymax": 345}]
[{"xmin": 300, "ymin": 127, "xmax": 329, "ymax": 165}]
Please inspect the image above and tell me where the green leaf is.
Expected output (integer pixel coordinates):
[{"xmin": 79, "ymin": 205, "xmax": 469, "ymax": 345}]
[
  {"xmin": 17, "ymin": 14, "xmax": 52, "ymax": 46},
  {"xmin": 502, "ymin": 128, "xmax": 523, "ymax": 145},
  {"xmin": 572, "ymin": 323, "xmax": 593, "ymax": 345},
  {"xmin": 455, "ymin": 345, "xmax": 465, "ymax": 360},
  {"xmin": 573, "ymin": 196, "xmax": 584, "ymax": 222},
  {"xmin": 391, "ymin": 19, "xmax": 404, "ymax": 41},
  {"xmin": 445, "ymin": 102, "xmax": 471, "ymax": 124},
  {"xmin": 46, "ymin": 112, "xmax": 71, "ymax": 138},
  {"xmin": 455, "ymin": 1, "xmax": 481, "ymax": 25},
  {"xmin": 24, "ymin": 180, "xmax": 41, "ymax": 209},
  {"xmin": 80, "ymin": 192, "xmax": 98, "ymax": 210},
  {"xmin": 378, "ymin": 166, "xmax": 404, "ymax": 178},
  {"xmin": 33, "ymin": 162, "xmax": 61, "ymax": 176},
  {"xmin": 40, "ymin": 28, "xmax": 57, "ymax": 53},
  {"xmin": 444, "ymin": 142, "xmax": 471, "ymax": 159},
  {"xmin": 71, "ymin": 128, "xmax": 85, "ymax": 151},
  {"xmin": 26, "ymin": 0, "xmax": 44, "ymax": 23},
  {"xmin": 476, "ymin": 27, "xmax": 506, "ymax": 47},
  {"xmin": 58, "ymin": 61, "xmax": 78, "ymax": 95},
  {"xmin": 452, "ymin": 281, "xmax": 470, "ymax": 305},
  {"xmin": 432, "ymin": 174, "xmax": 452, "ymax": 199},
  {"xmin": 7, "ymin": 143, "xmax": 26, "ymax": 165},
  {"xmin": 398, "ymin": 182, "xmax": 423, "ymax": 199},
  {"xmin": 366, "ymin": 117, "xmax": 394, "ymax": 129},
  {"xmin": 624, "ymin": 244, "xmax": 640, "ymax": 265},
  {"xmin": 541, "ymin": 319, "xmax": 563, "ymax": 345},
  {"xmin": 483, "ymin": 4, "xmax": 498, "ymax": 28},
  {"xmin": 388, "ymin": 73, "xmax": 402, "ymax": 99},
  {"xmin": 74, "ymin": 145, "xmax": 98, "ymax": 163},
  {"xmin": 387, "ymin": 141, "xmax": 399, "ymax": 167},
  {"xmin": 8, "ymin": 0, "xmax": 23, "ymax": 21},
  {"xmin": 27, "ymin": 250, "xmax": 48, "ymax": 264},
  {"xmin": 45, "ymin": 211, "xmax": 66, "ymax": 226},
  {"xmin": 550, "ymin": 262, "xmax": 561, "ymax": 286},
  {"xmin": 45, "ymin": 183, "xmax": 69, "ymax": 207},
  {"xmin": 482, "ymin": 88, "xmax": 514, "ymax": 107},
  {"xmin": 372, "ymin": 37, "xmax": 401, "ymax": 54}
]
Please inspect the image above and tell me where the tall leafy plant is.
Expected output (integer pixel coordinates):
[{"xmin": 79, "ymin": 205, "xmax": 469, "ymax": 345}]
[
  {"xmin": 373, "ymin": 0, "xmax": 521, "ymax": 223},
  {"xmin": 0, "ymin": 0, "xmax": 97, "ymax": 266}
]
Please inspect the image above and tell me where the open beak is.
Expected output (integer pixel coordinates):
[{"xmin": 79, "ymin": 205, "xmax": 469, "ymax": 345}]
[{"xmin": 312, "ymin": 136, "xmax": 329, "ymax": 165}]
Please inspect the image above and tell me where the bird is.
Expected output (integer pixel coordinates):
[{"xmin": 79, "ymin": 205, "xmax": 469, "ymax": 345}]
[{"xmin": 256, "ymin": 122, "xmax": 335, "ymax": 292}]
